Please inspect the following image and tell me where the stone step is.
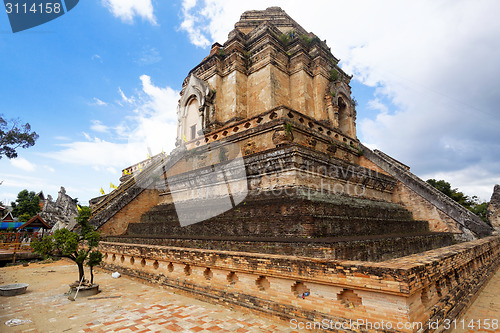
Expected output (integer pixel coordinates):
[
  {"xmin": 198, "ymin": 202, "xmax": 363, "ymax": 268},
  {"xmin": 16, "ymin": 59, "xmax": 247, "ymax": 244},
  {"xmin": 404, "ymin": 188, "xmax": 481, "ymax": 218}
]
[
  {"xmin": 127, "ymin": 216, "xmax": 429, "ymax": 238},
  {"xmin": 144, "ymin": 195, "xmax": 414, "ymax": 221},
  {"xmin": 106, "ymin": 232, "xmax": 455, "ymax": 262},
  {"xmin": 131, "ymin": 193, "xmax": 427, "ymax": 238}
]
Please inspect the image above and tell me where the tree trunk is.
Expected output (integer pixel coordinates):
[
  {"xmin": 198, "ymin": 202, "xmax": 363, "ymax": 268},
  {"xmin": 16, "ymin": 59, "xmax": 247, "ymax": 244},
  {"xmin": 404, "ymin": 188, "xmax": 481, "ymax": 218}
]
[
  {"xmin": 77, "ymin": 262, "xmax": 85, "ymax": 282},
  {"xmin": 90, "ymin": 266, "xmax": 94, "ymax": 285}
]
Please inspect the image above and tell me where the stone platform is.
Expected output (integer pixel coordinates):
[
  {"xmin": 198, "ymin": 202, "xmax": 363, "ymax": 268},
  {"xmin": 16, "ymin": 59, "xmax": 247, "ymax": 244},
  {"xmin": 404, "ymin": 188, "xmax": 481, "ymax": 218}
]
[
  {"xmin": 120, "ymin": 189, "xmax": 455, "ymax": 262},
  {"xmin": 99, "ymin": 236, "xmax": 500, "ymax": 333},
  {"xmin": 107, "ymin": 232, "xmax": 454, "ymax": 262}
]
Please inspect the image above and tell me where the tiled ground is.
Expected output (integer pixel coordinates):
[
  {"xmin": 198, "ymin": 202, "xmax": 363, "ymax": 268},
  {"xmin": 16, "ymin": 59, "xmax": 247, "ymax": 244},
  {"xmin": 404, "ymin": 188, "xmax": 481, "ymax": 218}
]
[
  {"xmin": 0, "ymin": 259, "xmax": 296, "ymax": 333},
  {"xmin": 82, "ymin": 303, "xmax": 286, "ymax": 332},
  {"xmin": 1, "ymin": 258, "xmax": 498, "ymax": 332},
  {"xmin": 452, "ymin": 267, "xmax": 500, "ymax": 333}
]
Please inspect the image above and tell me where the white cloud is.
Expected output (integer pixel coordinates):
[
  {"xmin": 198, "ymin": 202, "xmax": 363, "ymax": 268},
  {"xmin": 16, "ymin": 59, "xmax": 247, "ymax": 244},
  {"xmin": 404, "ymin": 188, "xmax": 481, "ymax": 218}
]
[
  {"xmin": 102, "ymin": 0, "xmax": 157, "ymax": 25},
  {"xmin": 90, "ymin": 120, "xmax": 110, "ymax": 133},
  {"xmin": 137, "ymin": 47, "xmax": 162, "ymax": 66},
  {"xmin": 0, "ymin": 192, "xmax": 17, "ymax": 206},
  {"xmin": 43, "ymin": 166, "xmax": 55, "ymax": 173},
  {"xmin": 10, "ymin": 157, "xmax": 35, "ymax": 172},
  {"xmin": 179, "ymin": 0, "xmax": 500, "ymax": 197},
  {"xmin": 367, "ymin": 99, "xmax": 388, "ymax": 114},
  {"xmin": 0, "ymin": 173, "xmax": 59, "ymax": 195},
  {"xmin": 118, "ymin": 87, "xmax": 135, "ymax": 105},
  {"xmin": 92, "ymin": 54, "xmax": 103, "ymax": 63},
  {"xmin": 106, "ymin": 167, "xmax": 118, "ymax": 175},
  {"xmin": 54, "ymin": 136, "xmax": 71, "ymax": 141},
  {"xmin": 83, "ymin": 132, "xmax": 92, "ymax": 141},
  {"xmin": 44, "ymin": 75, "xmax": 179, "ymax": 171},
  {"xmin": 91, "ymin": 98, "xmax": 108, "ymax": 106},
  {"xmin": 179, "ymin": 0, "xmax": 212, "ymax": 47}
]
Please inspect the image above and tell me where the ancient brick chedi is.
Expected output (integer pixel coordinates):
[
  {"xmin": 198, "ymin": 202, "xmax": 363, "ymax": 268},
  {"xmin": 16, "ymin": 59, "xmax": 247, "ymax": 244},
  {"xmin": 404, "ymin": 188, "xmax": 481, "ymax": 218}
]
[{"xmin": 91, "ymin": 7, "xmax": 498, "ymax": 332}]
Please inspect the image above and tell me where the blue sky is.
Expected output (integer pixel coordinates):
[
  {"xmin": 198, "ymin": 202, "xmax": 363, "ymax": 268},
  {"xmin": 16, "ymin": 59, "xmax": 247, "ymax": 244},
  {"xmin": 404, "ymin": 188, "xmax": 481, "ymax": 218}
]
[{"xmin": 1, "ymin": 0, "xmax": 500, "ymax": 205}]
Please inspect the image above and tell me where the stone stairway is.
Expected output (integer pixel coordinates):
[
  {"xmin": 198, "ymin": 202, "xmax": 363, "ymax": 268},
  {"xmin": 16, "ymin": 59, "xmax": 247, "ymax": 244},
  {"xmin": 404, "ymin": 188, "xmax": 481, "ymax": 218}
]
[
  {"xmin": 115, "ymin": 191, "xmax": 455, "ymax": 261},
  {"xmin": 89, "ymin": 149, "xmax": 184, "ymax": 229},
  {"xmin": 360, "ymin": 144, "xmax": 493, "ymax": 239}
]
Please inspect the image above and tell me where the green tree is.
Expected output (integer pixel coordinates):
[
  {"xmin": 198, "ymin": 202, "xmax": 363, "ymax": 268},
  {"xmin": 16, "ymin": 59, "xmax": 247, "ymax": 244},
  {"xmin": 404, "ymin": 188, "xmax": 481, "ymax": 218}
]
[
  {"xmin": 11, "ymin": 189, "xmax": 41, "ymax": 222},
  {"xmin": 87, "ymin": 251, "xmax": 103, "ymax": 285},
  {"xmin": 32, "ymin": 206, "xmax": 102, "ymax": 283},
  {"xmin": 0, "ymin": 115, "xmax": 39, "ymax": 159},
  {"xmin": 427, "ymin": 179, "xmax": 489, "ymax": 223},
  {"xmin": 470, "ymin": 201, "xmax": 489, "ymax": 224}
]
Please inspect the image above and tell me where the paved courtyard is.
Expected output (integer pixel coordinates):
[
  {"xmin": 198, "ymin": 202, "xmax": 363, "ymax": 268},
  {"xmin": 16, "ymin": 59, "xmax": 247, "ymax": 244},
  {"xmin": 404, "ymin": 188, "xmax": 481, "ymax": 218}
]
[
  {"xmin": 0, "ymin": 258, "xmax": 498, "ymax": 332},
  {"xmin": 452, "ymin": 265, "xmax": 500, "ymax": 333},
  {"xmin": 0, "ymin": 259, "xmax": 295, "ymax": 333}
]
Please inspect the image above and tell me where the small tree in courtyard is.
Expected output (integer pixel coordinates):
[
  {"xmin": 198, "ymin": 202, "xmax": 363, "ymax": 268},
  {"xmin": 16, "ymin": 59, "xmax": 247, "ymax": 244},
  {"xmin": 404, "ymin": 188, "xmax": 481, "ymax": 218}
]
[
  {"xmin": 32, "ymin": 206, "xmax": 103, "ymax": 284},
  {"xmin": 87, "ymin": 251, "xmax": 103, "ymax": 284}
]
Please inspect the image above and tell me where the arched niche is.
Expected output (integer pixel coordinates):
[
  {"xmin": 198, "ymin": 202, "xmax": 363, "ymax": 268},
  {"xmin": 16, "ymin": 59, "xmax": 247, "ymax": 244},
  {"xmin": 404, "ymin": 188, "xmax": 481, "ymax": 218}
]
[
  {"xmin": 176, "ymin": 75, "xmax": 215, "ymax": 146},
  {"xmin": 184, "ymin": 98, "xmax": 201, "ymax": 141},
  {"xmin": 337, "ymin": 95, "xmax": 355, "ymax": 138}
]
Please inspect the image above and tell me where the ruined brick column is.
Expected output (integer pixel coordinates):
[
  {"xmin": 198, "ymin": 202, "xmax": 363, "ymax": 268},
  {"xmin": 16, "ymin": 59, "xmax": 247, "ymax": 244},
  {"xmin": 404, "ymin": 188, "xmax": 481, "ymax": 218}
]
[{"xmin": 487, "ymin": 184, "xmax": 500, "ymax": 231}]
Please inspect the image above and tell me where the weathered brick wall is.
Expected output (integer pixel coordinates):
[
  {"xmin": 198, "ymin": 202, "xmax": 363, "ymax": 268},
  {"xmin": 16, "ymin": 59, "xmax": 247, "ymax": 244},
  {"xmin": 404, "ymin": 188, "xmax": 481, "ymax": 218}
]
[
  {"xmin": 106, "ymin": 233, "xmax": 454, "ymax": 262},
  {"xmin": 358, "ymin": 156, "xmax": 390, "ymax": 176},
  {"xmin": 487, "ymin": 184, "xmax": 500, "ymax": 230},
  {"xmin": 131, "ymin": 191, "xmax": 422, "ymax": 239},
  {"xmin": 98, "ymin": 236, "xmax": 500, "ymax": 332},
  {"xmin": 98, "ymin": 189, "xmax": 159, "ymax": 236},
  {"xmin": 393, "ymin": 183, "xmax": 461, "ymax": 234}
]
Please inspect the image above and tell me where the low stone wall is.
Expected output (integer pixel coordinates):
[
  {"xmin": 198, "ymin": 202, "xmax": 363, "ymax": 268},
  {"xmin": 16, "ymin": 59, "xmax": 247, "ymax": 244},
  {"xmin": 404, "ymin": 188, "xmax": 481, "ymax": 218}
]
[{"xmin": 99, "ymin": 236, "xmax": 500, "ymax": 332}]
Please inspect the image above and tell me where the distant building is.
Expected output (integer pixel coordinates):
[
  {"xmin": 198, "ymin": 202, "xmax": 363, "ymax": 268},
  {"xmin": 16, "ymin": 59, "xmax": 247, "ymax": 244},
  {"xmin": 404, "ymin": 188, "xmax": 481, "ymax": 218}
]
[
  {"xmin": 36, "ymin": 191, "xmax": 46, "ymax": 210},
  {"xmin": 0, "ymin": 211, "xmax": 22, "ymax": 230},
  {"xmin": 16, "ymin": 214, "xmax": 51, "ymax": 233},
  {"xmin": 40, "ymin": 187, "xmax": 79, "ymax": 231}
]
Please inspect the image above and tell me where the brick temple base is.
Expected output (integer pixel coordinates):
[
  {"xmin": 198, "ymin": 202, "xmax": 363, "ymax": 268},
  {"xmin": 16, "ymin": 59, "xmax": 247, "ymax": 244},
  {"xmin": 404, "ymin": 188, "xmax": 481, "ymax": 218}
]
[{"xmin": 99, "ymin": 236, "xmax": 500, "ymax": 332}]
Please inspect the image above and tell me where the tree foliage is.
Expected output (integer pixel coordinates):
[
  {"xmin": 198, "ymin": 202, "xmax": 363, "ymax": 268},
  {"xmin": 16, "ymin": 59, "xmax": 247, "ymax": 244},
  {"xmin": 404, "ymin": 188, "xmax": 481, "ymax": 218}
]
[
  {"xmin": 427, "ymin": 179, "xmax": 490, "ymax": 224},
  {"xmin": 470, "ymin": 201, "xmax": 489, "ymax": 224},
  {"xmin": 0, "ymin": 115, "xmax": 39, "ymax": 159},
  {"xmin": 32, "ymin": 206, "xmax": 103, "ymax": 283},
  {"xmin": 11, "ymin": 189, "xmax": 41, "ymax": 222}
]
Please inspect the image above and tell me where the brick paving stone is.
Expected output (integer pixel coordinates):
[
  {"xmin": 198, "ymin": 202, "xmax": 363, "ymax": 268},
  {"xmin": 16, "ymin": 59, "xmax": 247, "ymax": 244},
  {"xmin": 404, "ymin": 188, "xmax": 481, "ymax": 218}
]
[
  {"xmin": 0, "ymin": 260, "xmax": 296, "ymax": 333},
  {"xmin": 9, "ymin": 258, "xmax": 498, "ymax": 332},
  {"xmin": 452, "ymin": 268, "xmax": 500, "ymax": 333}
]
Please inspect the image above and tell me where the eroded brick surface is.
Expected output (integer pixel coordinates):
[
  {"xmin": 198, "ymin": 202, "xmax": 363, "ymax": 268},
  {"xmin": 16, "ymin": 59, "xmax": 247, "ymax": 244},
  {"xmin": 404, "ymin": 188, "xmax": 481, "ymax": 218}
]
[{"xmin": 99, "ymin": 237, "xmax": 500, "ymax": 332}]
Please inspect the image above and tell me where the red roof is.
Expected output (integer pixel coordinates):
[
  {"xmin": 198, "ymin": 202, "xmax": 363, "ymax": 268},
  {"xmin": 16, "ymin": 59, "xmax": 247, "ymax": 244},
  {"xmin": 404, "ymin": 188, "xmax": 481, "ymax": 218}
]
[{"xmin": 16, "ymin": 215, "xmax": 51, "ymax": 230}]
